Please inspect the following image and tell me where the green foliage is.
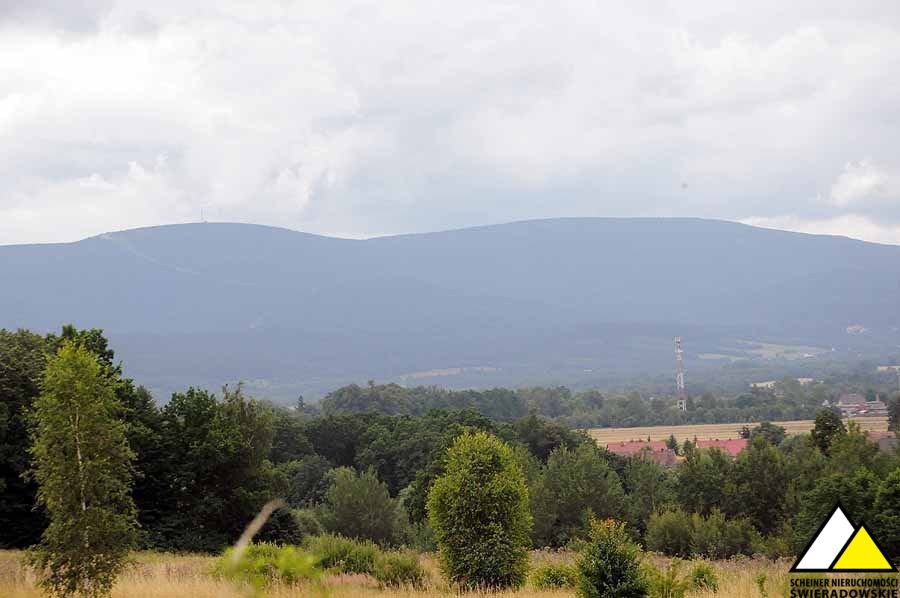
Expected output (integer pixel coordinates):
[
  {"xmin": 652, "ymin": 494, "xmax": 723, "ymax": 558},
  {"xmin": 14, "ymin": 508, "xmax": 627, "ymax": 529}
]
[
  {"xmin": 751, "ymin": 422, "xmax": 786, "ymax": 445},
  {"xmin": 645, "ymin": 559, "xmax": 690, "ymax": 598},
  {"xmin": 292, "ymin": 508, "xmax": 325, "ymax": 539},
  {"xmin": 216, "ymin": 543, "xmax": 320, "ymax": 591},
  {"xmin": 372, "ymin": 550, "xmax": 427, "ymax": 588},
  {"xmin": 529, "ymin": 562, "xmax": 579, "ymax": 589},
  {"xmin": 689, "ymin": 562, "xmax": 718, "ymax": 592},
  {"xmin": 623, "ymin": 456, "xmax": 676, "ymax": 535},
  {"xmin": 304, "ymin": 533, "xmax": 379, "ymax": 574},
  {"xmin": 0, "ymin": 328, "xmax": 50, "ymax": 548},
  {"xmin": 646, "ymin": 509, "xmax": 760, "ymax": 559},
  {"xmin": 26, "ymin": 342, "xmax": 137, "ymax": 597},
  {"xmin": 646, "ymin": 511, "xmax": 693, "ymax": 557},
  {"xmin": 727, "ymin": 435, "xmax": 789, "ymax": 535},
  {"xmin": 874, "ymin": 468, "xmax": 900, "ymax": 559},
  {"xmin": 427, "ymin": 431, "xmax": 532, "ymax": 589},
  {"xmin": 531, "ymin": 443, "xmax": 626, "ymax": 547},
  {"xmin": 320, "ymin": 467, "xmax": 400, "ymax": 545},
  {"xmin": 281, "ymin": 455, "xmax": 333, "ymax": 507},
  {"xmin": 811, "ymin": 409, "xmax": 846, "ymax": 455},
  {"xmin": 152, "ymin": 384, "xmax": 279, "ymax": 551},
  {"xmin": 577, "ymin": 519, "xmax": 648, "ymax": 598},
  {"xmin": 675, "ymin": 447, "xmax": 732, "ymax": 516}
]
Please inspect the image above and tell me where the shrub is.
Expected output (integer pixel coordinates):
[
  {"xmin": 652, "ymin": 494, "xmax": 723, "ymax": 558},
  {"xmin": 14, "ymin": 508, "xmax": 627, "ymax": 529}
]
[
  {"xmin": 293, "ymin": 508, "xmax": 325, "ymax": 539},
  {"xmin": 645, "ymin": 560, "xmax": 690, "ymax": 598},
  {"xmin": 689, "ymin": 562, "xmax": 718, "ymax": 592},
  {"xmin": 216, "ymin": 543, "xmax": 320, "ymax": 591},
  {"xmin": 304, "ymin": 534, "xmax": 378, "ymax": 574},
  {"xmin": 529, "ymin": 562, "xmax": 579, "ymax": 589},
  {"xmin": 372, "ymin": 550, "xmax": 427, "ymax": 588},
  {"xmin": 646, "ymin": 510, "xmax": 692, "ymax": 557},
  {"xmin": 427, "ymin": 431, "xmax": 532, "ymax": 589},
  {"xmin": 577, "ymin": 519, "xmax": 648, "ymax": 598},
  {"xmin": 320, "ymin": 467, "xmax": 400, "ymax": 545}
]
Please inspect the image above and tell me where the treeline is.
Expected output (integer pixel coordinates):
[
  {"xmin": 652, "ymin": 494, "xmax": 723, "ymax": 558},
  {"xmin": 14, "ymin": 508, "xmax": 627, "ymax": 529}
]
[
  {"xmin": 3, "ymin": 326, "xmax": 900, "ymax": 564},
  {"xmin": 321, "ymin": 380, "xmax": 837, "ymax": 427}
]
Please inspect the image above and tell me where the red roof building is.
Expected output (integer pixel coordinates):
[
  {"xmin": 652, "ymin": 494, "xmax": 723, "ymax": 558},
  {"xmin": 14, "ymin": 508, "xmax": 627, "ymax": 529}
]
[
  {"xmin": 695, "ymin": 438, "xmax": 748, "ymax": 457},
  {"xmin": 605, "ymin": 440, "xmax": 678, "ymax": 467}
]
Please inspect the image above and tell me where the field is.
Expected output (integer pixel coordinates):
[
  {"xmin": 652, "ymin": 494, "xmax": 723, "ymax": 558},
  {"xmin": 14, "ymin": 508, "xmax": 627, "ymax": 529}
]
[
  {"xmin": 0, "ymin": 550, "xmax": 791, "ymax": 597},
  {"xmin": 587, "ymin": 416, "xmax": 889, "ymax": 444}
]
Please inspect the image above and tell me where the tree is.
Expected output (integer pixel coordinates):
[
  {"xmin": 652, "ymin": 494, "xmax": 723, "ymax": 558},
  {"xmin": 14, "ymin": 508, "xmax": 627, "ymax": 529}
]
[
  {"xmin": 427, "ymin": 431, "xmax": 531, "ymax": 589},
  {"xmin": 320, "ymin": 467, "xmax": 400, "ymax": 545},
  {"xmin": 874, "ymin": 468, "xmax": 900, "ymax": 559},
  {"xmin": 727, "ymin": 436, "xmax": 789, "ymax": 535},
  {"xmin": 0, "ymin": 329, "xmax": 50, "ymax": 547},
  {"xmin": 751, "ymin": 422, "xmax": 786, "ymax": 446},
  {"xmin": 889, "ymin": 395, "xmax": 900, "ymax": 433},
  {"xmin": 531, "ymin": 444, "xmax": 625, "ymax": 547},
  {"xmin": 676, "ymin": 447, "xmax": 732, "ymax": 516},
  {"xmin": 811, "ymin": 409, "xmax": 846, "ymax": 455},
  {"xmin": 577, "ymin": 518, "xmax": 648, "ymax": 598},
  {"xmin": 27, "ymin": 342, "xmax": 137, "ymax": 597}
]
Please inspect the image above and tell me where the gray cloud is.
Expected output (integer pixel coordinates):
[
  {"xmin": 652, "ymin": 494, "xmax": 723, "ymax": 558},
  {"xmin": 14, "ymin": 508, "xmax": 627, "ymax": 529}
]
[{"xmin": 2, "ymin": 1, "xmax": 900, "ymax": 244}]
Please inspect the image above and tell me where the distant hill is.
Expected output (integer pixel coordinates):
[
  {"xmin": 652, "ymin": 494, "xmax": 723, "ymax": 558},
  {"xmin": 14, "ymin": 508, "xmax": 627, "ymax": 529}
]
[{"xmin": 3, "ymin": 218, "xmax": 899, "ymax": 400}]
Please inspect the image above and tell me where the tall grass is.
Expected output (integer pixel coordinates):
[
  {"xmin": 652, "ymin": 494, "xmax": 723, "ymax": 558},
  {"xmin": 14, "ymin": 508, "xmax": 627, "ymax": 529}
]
[{"xmin": 1, "ymin": 549, "xmax": 791, "ymax": 597}]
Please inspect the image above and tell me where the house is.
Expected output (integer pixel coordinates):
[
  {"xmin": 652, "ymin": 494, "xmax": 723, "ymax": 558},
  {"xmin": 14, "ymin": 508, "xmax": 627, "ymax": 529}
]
[
  {"xmin": 836, "ymin": 393, "xmax": 888, "ymax": 417},
  {"xmin": 605, "ymin": 440, "xmax": 678, "ymax": 467},
  {"xmin": 695, "ymin": 437, "xmax": 748, "ymax": 458}
]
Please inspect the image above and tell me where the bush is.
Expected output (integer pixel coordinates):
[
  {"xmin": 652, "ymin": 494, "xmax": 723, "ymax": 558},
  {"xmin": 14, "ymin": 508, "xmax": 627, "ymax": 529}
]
[
  {"xmin": 577, "ymin": 519, "xmax": 648, "ymax": 598},
  {"xmin": 646, "ymin": 560, "xmax": 690, "ymax": 598},
  {"xmin": 320, "ymin": 467, "xmax": 400, "ymax": 545},
  {"xmin": 689, "ymin": 562, "xmax": 718, "ymax": 592},
  {"xmin": 530, "ymin": 562, "xmax": 579, "ymax": 589},
  {"xmin": 293, "ymin": 508, "xmax": 325, "ymax": 539},
  {"xmin": 427, "ymin": 431, "xmax": 532, "ymax": 589},
  {"xmin": 646, "ymin": 510, "xmax": 692, "ymax": 557},
  {"xmin": 304, "ymin": 534, "xmax": 378, "ymax": 574},
  {"xmin": 648, "ymin": 509, "xmax": 760, "ymax": 559},
  {"xmin": 216, "ymin": 543, "xmax": 320, "ymax": 591},
  {"xmin": 373, "ymin": 550, "xmax": 427, "ymax": 588}
]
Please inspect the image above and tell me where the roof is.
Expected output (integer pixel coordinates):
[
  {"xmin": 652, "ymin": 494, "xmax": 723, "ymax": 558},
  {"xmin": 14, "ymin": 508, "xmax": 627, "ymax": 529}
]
[
  {"xmin": 837, "ymin": 393, "xmax": 866, "ymax": 406},
  {"xmin": 606, "ymin": 440, "xmax": 670, "ymax": 455},
  {"xmin": 695, "ymin": 437, "xmax": 748, "ymax": 457}
]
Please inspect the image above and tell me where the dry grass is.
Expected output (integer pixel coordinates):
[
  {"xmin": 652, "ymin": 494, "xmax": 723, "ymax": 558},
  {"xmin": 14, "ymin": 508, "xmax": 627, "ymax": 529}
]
[
  {"xmin": 0, "ymin": 549, "xmax": 793, "ymax": 597},
  {"xmin": 588, "ymin": 416, "xmax": 889, "ymax": 444}
]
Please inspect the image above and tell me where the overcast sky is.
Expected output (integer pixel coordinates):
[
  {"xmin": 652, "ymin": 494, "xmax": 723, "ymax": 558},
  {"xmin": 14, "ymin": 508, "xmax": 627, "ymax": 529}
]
[{"xmin": 2, "ymin": 1, "xmax": 900, "ymax": 245}]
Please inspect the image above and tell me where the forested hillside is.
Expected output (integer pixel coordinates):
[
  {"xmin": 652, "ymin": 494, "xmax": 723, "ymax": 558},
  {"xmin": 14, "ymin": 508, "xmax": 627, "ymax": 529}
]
[{"xmin": 3, "ymin": 218, "xmax": 900, "ymax": 399}]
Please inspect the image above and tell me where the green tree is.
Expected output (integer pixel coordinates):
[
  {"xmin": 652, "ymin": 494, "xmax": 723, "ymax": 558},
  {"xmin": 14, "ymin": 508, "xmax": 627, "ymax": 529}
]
[
  {"xmin": 727, "ymin": 436, "xmax": 789, "ymax": 535},
  {"xmin": 531, "ymin": 444, "xmax": 625, "ymax": 547},
  {"xmin": 874, "ymin": 468, "xmax": 900, "ymax": 559},
  {"xmin": 676, "ymin": 447, "xmax": 732, "ymax": 516},
  {"xmin": 320, "ymin": 467, "xmax": 400, "ymax": 545},
  {"xmin": 0, "ymin": 329, "xmax": 50, "ymax": 547},
  {"xmin": 577, "ymin": 518, "xmax": 648, "ymax": 598},
  {"xmin": 27, "ymin": 342, "xmax": 137, "ymax": 597},
  {"xmin": 427, "ymin": 431, "xmax": 532, "ymax": 589},
  {"xmin": 811, "ymin": 409, "xmax": 846, "ymax": 456},
  {"xmin": 751, "ymin": 422, "xmax": 786, "ymax": 446}
]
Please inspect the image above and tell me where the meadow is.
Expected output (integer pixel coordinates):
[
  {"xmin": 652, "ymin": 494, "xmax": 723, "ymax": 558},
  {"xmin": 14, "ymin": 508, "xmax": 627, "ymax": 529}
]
[
  {"xmin": 0, "ymin": 550, "xmax": 791, "ymax": 598},
  {"xmin": 587, "ymin": 416, "xmax": 889, "ymax": 444}
]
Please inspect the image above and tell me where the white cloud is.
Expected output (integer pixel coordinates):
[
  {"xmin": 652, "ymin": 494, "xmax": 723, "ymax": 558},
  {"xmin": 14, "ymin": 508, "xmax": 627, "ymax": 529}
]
[
  {"xmin": 829, "ymin": 160, "xmax": 900, "ymax": 207},
  {"xmin": 2, "ymin": 1, "xmax": 900, "ymax": 243}
]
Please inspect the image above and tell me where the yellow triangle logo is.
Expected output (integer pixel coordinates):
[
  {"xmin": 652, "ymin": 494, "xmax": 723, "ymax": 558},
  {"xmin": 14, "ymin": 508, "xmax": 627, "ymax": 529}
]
[{"xmin": 832, "ymin": 526, "xmax": 894, "ymax": 571}]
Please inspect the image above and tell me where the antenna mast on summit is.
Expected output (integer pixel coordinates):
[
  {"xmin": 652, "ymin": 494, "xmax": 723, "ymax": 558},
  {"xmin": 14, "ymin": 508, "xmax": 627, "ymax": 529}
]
[{"xmin": 675, "ymin": 336, "xmax": 687, "ymax": 411}]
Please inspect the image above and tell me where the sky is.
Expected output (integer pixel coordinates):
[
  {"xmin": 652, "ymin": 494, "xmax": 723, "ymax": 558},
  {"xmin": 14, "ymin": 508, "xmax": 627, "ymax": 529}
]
[{"xmin": 2, "ymin": 1, "xmax": 900, "ymax": 245}]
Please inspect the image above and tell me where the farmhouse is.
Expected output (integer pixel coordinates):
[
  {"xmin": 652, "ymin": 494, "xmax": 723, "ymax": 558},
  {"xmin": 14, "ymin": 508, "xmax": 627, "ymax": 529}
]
[
  {"xmin": 835, "ymin": 393, "xmax": 888, "ymax": 417},
  {"xmin": 605, "ymin": 440, "xmax": 678, "ymax": 467},
  {"xmin": 695, "ymin": 437, "xmax": 748, "ymax": 457}
]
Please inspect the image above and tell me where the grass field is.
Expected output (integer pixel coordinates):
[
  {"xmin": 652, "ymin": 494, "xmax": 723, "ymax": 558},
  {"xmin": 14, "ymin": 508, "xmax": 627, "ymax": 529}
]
[
  {"xmin": 587, "ymin": 416, "xmax": 889, "ymax": 444},
  {"xmin": 0, "ymin": 550, "xmax": 791, "ymax": 597}
]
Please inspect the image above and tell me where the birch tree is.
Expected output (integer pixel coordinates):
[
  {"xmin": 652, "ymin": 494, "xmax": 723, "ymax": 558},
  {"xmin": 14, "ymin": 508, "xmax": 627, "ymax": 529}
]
[{"xmin": 27, "ymin": 342, "xmax": 136, "ymax": 597}]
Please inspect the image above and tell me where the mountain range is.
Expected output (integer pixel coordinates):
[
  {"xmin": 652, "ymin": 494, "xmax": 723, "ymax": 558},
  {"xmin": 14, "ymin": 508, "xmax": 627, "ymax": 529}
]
[{"xmin": 3, "ymin": 218, "xmax": 899, "ymax": 400}]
